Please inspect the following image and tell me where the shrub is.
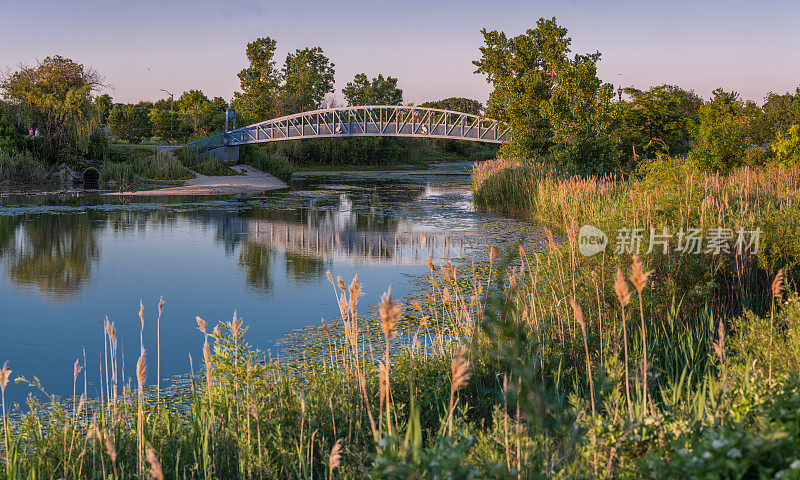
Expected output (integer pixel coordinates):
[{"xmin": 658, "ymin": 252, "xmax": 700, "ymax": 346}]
[
  {"xmin": 133, "ymin": 152, "xmax": 193, "ymax": 180},
  {"xmin": 773, "ymin": 124, "xmax": 800, "ymax": 166},
  {"xmin": 86, "ymin": 128, "xmax": 110, "ymax": 162},
  {"xmin": 0, "ymin": 150, "xmax": 55, "ymax": 186},
  {"xmin": 0, "ymin": 109, "xmax": 20, "ymax": 153}
]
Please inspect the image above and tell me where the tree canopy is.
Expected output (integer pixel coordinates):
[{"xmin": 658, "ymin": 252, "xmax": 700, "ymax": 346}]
[
  {"xmin": 234, "ymin": 37, "xmax": 281, "ymax": 125},
  {"xmin": 419, "ymin": 98, "xmax": 482, "ymax": 115},
  {"xmin": 474, "ymin": 18, "xmax": 573, "ymax": 159},
  {"xmin": 1, "ymin": 55, "xmax": 104, "ymax": 155},
  {"xmin": 342, "ymin": 73, "xmax": 403, "ymax": 106},
  {"xmin": 280, "ymin": 47, "xmax": 335, "ymax": 114}
]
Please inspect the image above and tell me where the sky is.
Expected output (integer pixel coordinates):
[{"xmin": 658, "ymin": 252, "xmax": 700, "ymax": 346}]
[{"xmin": 1, "ymin": 0, "xmax": 799, "ymax": 106}]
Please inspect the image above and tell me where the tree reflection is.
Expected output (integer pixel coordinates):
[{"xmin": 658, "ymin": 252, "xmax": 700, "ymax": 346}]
[
  {"xmin": 238, "ymin": 243, "xmax": 273, "ymax": 293},
  {"xmin": 3, "ymin": 214, "xmax": 100, "ymax": 299},
  {"xmin": 285, "ymin": 252, "xmax": 327, "ymax": 283}
]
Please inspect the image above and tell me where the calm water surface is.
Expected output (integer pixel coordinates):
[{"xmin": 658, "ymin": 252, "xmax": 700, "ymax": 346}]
[{"xmin": 0, "ymin": 162, "xmax": 540, "ymax": 403}]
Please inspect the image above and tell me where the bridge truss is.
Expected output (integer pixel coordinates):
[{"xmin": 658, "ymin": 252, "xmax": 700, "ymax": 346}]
[{"xmin": 187, "ymin": 105, "xmax": 510, "ymax": 152}]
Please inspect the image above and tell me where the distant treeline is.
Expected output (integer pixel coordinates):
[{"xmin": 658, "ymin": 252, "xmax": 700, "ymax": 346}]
[
  {"xmin": 474, "ymin": 17, "xmax": 800, "ymax": 172},
  {"xmin": 2, "ymin": 22, "xmax": 799, "ymax": 175}
]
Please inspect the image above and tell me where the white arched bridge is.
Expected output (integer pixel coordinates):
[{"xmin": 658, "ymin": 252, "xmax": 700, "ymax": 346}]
[{"xmin": 186, "ymin": 105, "xmax": 511, "ymax": 157}]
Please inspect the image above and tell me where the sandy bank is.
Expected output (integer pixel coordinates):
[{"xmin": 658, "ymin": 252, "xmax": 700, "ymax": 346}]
[{"xmin": 106, "ymin": 165, "xmax": 289, "ymax": 196}]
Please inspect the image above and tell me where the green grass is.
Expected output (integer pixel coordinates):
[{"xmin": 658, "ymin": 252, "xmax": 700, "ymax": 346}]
[
  {"xmin": 177, "ymin": 148, "xmax": 239, "ymax": 176},
  {"xmin": 239, "ymin": 148, "xmax": 294, "ymax": 182},
  {"xmin": 107, "ymin": 147, "xmax": 194, "ymax": 182}
]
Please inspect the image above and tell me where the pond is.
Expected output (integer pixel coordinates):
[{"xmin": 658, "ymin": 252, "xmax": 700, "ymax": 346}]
[{"xmin": 0, "ymin": 162, "xmax": 541, "ymax": 404}]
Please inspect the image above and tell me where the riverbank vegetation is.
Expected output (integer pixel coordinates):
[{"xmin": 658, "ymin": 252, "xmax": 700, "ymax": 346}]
[{"xmin": 460, "ymin": 15, "xmax": 800, "ymax": 477}]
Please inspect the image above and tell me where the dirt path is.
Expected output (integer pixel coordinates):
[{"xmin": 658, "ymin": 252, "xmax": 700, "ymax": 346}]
[{"xmin": 106, "ymin": 164, "xmax": 289, "ymax": 196}]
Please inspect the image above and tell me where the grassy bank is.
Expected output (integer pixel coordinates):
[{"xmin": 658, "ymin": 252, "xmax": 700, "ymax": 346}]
[{"xmin": 0, "ymin": 150, "xmax": 58, "ymax": 188}]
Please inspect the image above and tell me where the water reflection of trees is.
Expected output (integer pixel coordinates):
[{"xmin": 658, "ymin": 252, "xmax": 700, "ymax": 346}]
[
  {"xmin": 2, "ymin": 214, "xmax": 99, "ymax": 298},
  {"xmin": 285, "ymin": 252, "xmax": 327, "ymax": 283},
  {"xmin": 238, "ymin": 243, "xmax": 273, "ymax": 293}
]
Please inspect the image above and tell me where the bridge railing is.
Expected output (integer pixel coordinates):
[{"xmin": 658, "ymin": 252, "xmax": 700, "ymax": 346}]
[
  {"xmin": 186, "ymin": 132, "xmax": 227, "ymax": 153},
  {"xmin": 187, "ymin": 105, "xmax": 511, "ymax": 152}
]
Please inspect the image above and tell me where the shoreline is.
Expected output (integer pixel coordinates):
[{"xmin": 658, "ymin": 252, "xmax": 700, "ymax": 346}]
[{"xmin": 105, "ymin": 164, "xmax": 289, "ymax": 196}]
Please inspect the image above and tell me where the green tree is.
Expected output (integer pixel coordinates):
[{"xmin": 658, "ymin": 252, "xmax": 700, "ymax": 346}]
[
  {"xmin": 0, "ymin": 108, "xmax": 20, "ymax": 153},
  {"xmin": 419, "ymin": 97, "xmax": 482, "ymax": 115},
  {"xmin": 342, "ymin": 73, "xmax": 403, "ymax": 106},
  {"xmin": 0, "ymin": 55, "xmax": 103, "ymax": 156},
  {"xmin": 543, "ymin": 53, "xmax": 619, "ymax": 172},
  {"xmin": 772, "ymin": 124, "xmax": 800, "ymax": 165},
  {"xmin": 201, "ymin": 97, "xmax": 229, "ymax": 134},
  {"xmin": 473, "ymin": 18, "xmax": 573, "ymax": 158},
  {"xmin": 148, "ymin": 108, "xmax": 181, "ymax": 140},
  {"xmin": 233, "ymin": 37, "xmax": 281, "ymax": 124},
  {"xmin": 756, "ymin": 89, "xmax": 800, "ymax": 144},
  {"xmin": 94, "ymin": 94, "xmax": 113, "ymax": 124},
  {"xmin": 280, "ymin": 47, "xmax": 335, "ymax": 114},
  {"xmin": 619, "ymin": 85, "xmax": 703, "ymax": 158},
  {"xmin": 689, "ymin": 88, "xmax": 754, "ymax": 172},
  {"xmin": 178, "ymin": 89, "xmax": 210, "ymax": 135},
  {"xmin": 107, "ymin": 103, "xmax": 152, "ymax": 141}
]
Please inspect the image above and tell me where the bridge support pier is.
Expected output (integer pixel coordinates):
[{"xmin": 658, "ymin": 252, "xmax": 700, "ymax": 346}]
[{"xmin": 202, "ymin": 145, "xmax": 239, "ymax": 163}]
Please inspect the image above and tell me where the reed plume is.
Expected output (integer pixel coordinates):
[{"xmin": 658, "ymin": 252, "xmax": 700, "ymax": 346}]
[
  {"xmin": 137, "ymin": 349, "xmax": 147, "ymax": 393},
  {"xmin": 328, "ymin": 439, "xmax": 343, "ymax": 480},
  {"xmin": 104, "ymin": 433, "xmax": 117, "ymax": 463},
  {"xmin": 104, "ymin": 432, "xmax": 119, "ymax": 480},
  {"xmin": 196, "ymin": 316, "xmax": 207, "ymax": 335},
  {"xmin": 379, "ymin": 287, "xmax": 402, "ymax": 342},
  {"xmin": 427, "ymin": 255, "xmax": 436, "ymax": 272},
  {"xmin": 348, "ymin": 275, "xmax": 363, "ymax": 320},
  {"xmin": 615, "ymin": 267, "xmax": 633, "ymax": 420},
  {"xmin": 146, "ymin": 444, "xmax": 164, "ymax": 480},
  {"xmin": 630, "ymin": 254, "xmax": 651, "ymax": 406},
  {"xmin": 1, "ymin": 361, "xmax": 11, "ymax": 463},
  {"xmin": 712, "ymin": 319, "xmax": 726, "ymax": 365},
  {"xmin": 571, "ymin": 298, "xmax": 595, "ymax": 417},
  {"xmin": 770, "ymin": 269, "xmax": 785, "ymax": 381},
  {"xmin": 156, "ymin": 296, "xmax": 165, "ymax": 405},
  {"xmin": 447, "ymin": 348, "xmax": 471, "ymax": 436}
]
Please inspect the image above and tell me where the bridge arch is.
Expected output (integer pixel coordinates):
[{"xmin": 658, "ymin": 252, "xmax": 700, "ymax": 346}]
[{"xmin": 187, "ymin": 105, "xmax": 510, "ymax": 153}]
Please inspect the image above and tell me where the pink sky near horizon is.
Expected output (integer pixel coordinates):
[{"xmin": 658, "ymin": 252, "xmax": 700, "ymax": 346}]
[{"xmin": 1, "ymin": 0, "xmax": 798, "ymax": 106}]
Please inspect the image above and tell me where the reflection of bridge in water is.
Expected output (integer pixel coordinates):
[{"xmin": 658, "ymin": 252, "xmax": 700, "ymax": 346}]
[
  {"xmin": 245, "ymin": 218, "xmax": 475, "ymax": 263},
  {"xmin": 217, "ymin": 214, "xmax": 476, "ymax": 263}
]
